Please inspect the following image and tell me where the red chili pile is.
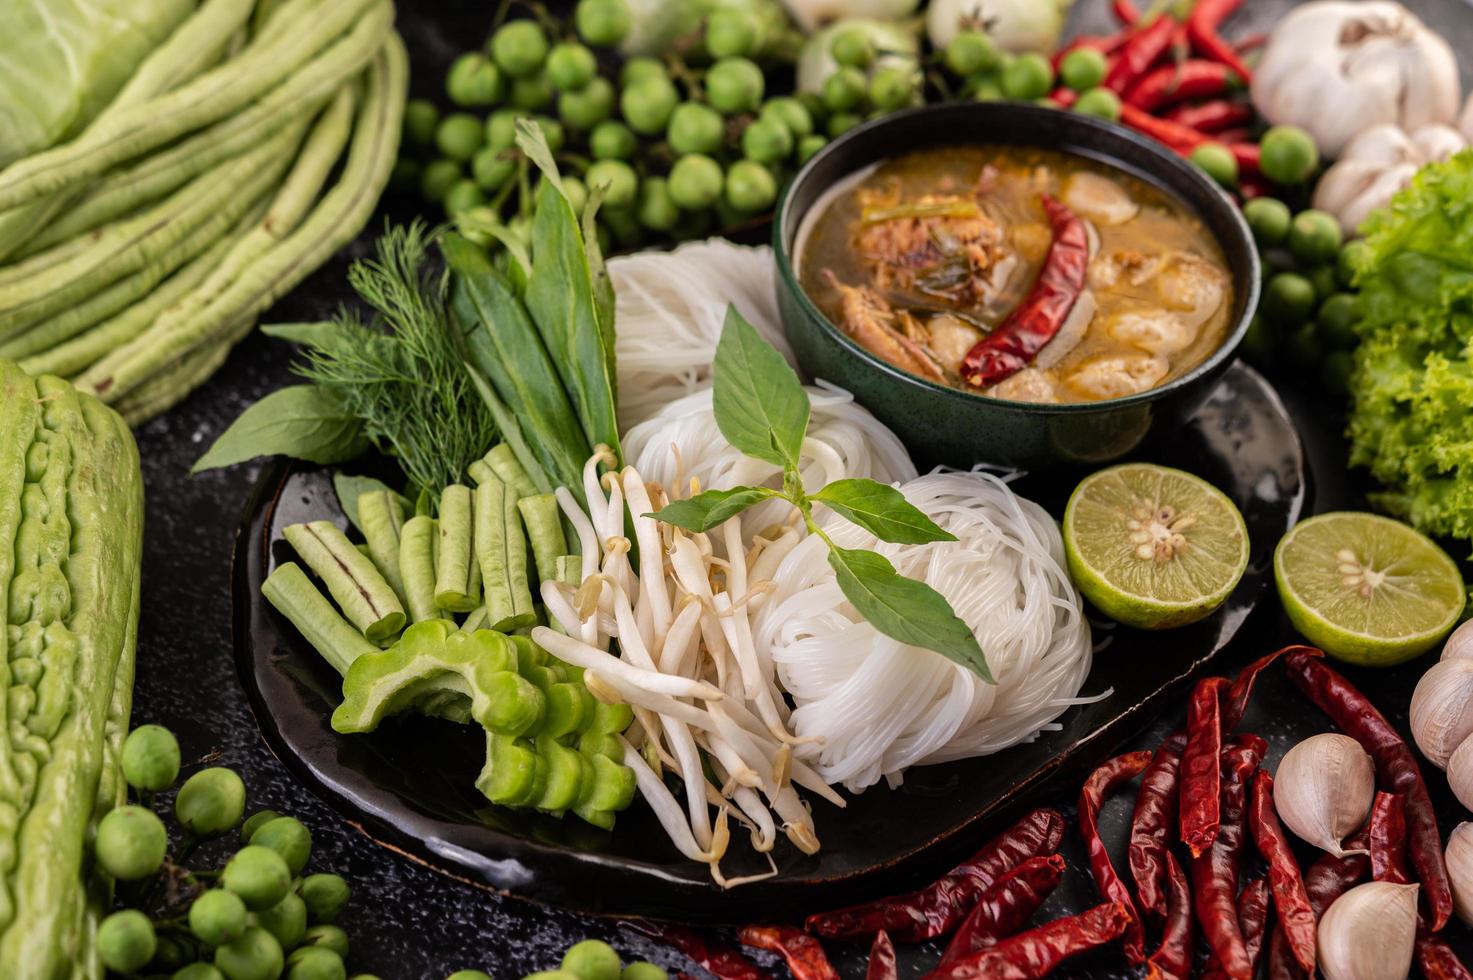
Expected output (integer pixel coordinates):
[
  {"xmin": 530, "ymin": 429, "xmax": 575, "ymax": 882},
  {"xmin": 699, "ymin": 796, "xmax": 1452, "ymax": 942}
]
[
  {"xmin": 1054, "ymin": 0, "xmax": 1268, "ymax": 196},
  {"xmin": 633, "ymin": 644, "xmax": 1469, "ymax": 979}
]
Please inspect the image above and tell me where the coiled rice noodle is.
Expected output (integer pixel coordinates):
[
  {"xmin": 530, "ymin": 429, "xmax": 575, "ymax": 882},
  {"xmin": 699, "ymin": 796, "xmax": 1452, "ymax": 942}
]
[
  {"xmin": 750, "ymin": 470, "xmax": 1098, "ymax": 792},
  {"xmin": 610, "ymin": 240, "xmax": 791, "ymax": 431}
]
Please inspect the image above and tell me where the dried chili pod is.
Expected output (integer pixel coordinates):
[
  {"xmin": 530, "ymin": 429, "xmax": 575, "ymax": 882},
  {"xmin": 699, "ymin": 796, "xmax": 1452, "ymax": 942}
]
[
  {"xmin": 1266, "ymin": 831, "xmax": 1373, "ymax": 979},
  {"xmin": 1080, "ymin": 751, "xmax": 1152, "ymax": 964},
  {"xmin": 805, "ymin": 808, "xmax": 1065, "ymax": 941},
  {"xmin": 1221, "ymin": 645, "xmax": 1318, "ymax": 732},
  {"xmin": 865, "ymin": 931, "xmax": 897, "ymax": 980},
  {"xmin": 1191, "ymin": 733, "xmax": 1266, "ymax": 980},
  {"xmin": 739, "ymin": 925, "xmax": 839, "ymax": 980},
  {"xmin": 624, "ymin": 921, "xmax": 772, "ymax": 980},
  {"xmin": 1181, "ymin": 676, "xmax": 1231, "ymax": 856},
  {"xmin": 1130, "ymin": 732, "xmax": 1187, "ymax": 926},
  {"xmin": 1201, "ymin": 876, "xmax": 1270, "ymax": 980},
  {"xmin": 1417, "ymin": 928, "xmax": 1473, "ymax": 980},
  {"xmin": 936, "ymin": 854, "xmax": 1066, "ymax": 971},
  {"xmin": 1249, "ymin": 770, "xmax": 1316, "ymax": 975},
  {"xmin": 1369, "ymin": 791, "xmax": 1410, "ymax": 884},
  {"xmin": 1286, "ymin": 650, "xmax": 1453, "ymax": 930},
  {"xmin": 925, "ymin": 902, "xmax": 1131, "ymax": 980},
  {"xmin": 1145, "ymin": 852, "xmax": 1194, "ymax": 980}
]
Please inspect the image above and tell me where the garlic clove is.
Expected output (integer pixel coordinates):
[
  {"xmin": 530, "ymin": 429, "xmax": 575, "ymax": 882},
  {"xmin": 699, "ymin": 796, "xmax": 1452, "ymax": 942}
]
[
  {"xmin": 1317, "ymin": 880, "xmax": 1419, "ymax": 980},
  {"xmin": 1441, "ymin": 618, "xmax": 1473, "ymax": 662},
  {"xmin": 1411, "ymin": 123, "xmax": 1467, "ymax": 163},
  {"xmin": 1450, "ymin": 738, "xmax": 1473, "ymax": 813},
  {"xmin": 1410, "ymin": 658, "xmax": 1473, "ymax": 769},
  {"xmin": 1339, "ymin": 123, "xmax": 1421, "ymax": 167},
  {"xmin": 1448, "ymin": 822, "xmax": 1473, "ymax": 927},
  {"xmin": 1273, "ymin": 733, "xmax": 1374, "ymax": 857}
]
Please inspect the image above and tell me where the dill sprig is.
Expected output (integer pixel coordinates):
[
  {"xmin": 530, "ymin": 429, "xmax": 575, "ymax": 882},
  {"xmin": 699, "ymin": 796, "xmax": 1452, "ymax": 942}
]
[{"xmin": 293, "ymin": 221, "xmax": 496, "ymax": 498}]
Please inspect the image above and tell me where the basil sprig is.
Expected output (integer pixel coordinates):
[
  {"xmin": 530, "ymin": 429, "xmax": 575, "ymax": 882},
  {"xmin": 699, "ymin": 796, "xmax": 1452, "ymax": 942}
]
[{"xmin": 650, "ymin": 307, "xmax": 993, "ymax": 683}]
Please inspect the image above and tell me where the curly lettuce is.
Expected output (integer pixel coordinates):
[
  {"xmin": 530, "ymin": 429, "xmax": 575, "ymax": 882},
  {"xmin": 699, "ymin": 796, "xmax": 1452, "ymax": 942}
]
[{"xmin": 1349, "ymin": 150, "xmax": 1473, "ymax": 543}]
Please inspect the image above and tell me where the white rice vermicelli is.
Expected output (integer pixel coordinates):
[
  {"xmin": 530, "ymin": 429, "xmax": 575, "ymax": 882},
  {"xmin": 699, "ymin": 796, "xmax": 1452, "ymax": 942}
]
[
  {"xmin": 610, "ymin": 240, "xmax": 791, "ymax": 431},
  {"xmin": 750, "ymin": 470, "xmax": 1098, "ymax": 792}
]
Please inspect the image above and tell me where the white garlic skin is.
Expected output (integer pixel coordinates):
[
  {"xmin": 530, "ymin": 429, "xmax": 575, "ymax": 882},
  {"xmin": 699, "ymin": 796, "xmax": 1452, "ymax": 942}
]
[
  {"xmin": 1317, "ymin": 880, "xmax": 1418, "ymax": 980},
  {"xmin": 1274, "ymin": 733, "xmax": 1375, "ymax": 857},
  {"xmin": 1449, "ymin": 737, "xmax": 1473, "ymax": 813},
  {"xmin": 1442, "ymin": 618, "xmax": 1473, "ymax": 662},
  {"xmin": 1447, "ymin": 822, "xmax": 1473, "ymax": 926},
  {"xmin": 1410, "ymin": 658, "xmax": 1473, "ymax": 769}
]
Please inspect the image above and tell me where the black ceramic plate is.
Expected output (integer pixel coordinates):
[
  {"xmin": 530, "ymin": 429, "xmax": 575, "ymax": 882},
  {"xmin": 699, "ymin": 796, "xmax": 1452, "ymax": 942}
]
[{"xmin": 232, "ymin": 361, "xmax": 1305, "ymax": 921}]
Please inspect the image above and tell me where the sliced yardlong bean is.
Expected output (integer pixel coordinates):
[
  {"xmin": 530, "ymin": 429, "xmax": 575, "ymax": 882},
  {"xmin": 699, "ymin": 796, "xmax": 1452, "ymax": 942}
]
[
  {"xmin": 262, "ymin": 562, "xmax": 377, "ymax": 675},
  {"xmin": 359, "ymin": 489, "xmax": 407, "ymax": 603},
  {"xmin": 398, "ymin": 515, "xmax": 442, "ymax": 624},
  {"xmin": 0, "ymin": 0, "xmax": 385, "ymax": 213},
  {"xmin": 283, "ymin": 521, "xmax": 405, "ymax": 643},
  {"xmin": 555, "ymin": 556, "xmax": 582, "ymax": 588},
  {"xmin": 476, "ymin": 480, "xmax": 536, "ymax": 630},
  {"xmin": 518, "ymin": 493, "xmax": 568, "ymax": 585},
  {"xmin": 82, "ymin": 34, "xmax": 406, "ymax": 408},
  {"xmin": 435, "ymin": 485, "xmax": 479, "ymax": 612},
  {"xmin": 486, "ymin": 444, "xmax": 539, "ymax": 499}
]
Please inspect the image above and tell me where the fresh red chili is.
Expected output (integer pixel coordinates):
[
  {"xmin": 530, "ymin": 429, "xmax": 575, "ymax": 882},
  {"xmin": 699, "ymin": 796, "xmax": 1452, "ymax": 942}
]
[
  {"xmin": 1125, "ymin": 60, "xmax": 1243, "ymax": 111},
  {"xmin": 1229, "ymin": 142, "xmax": 1261, "ymax": 176},
  {"xmin": 1369, "ymin": 790, "xmax": 1410, "ymax": 884},
  {"xmin": 1052, "ymin": 32, "xmax": 1130, "ymax": 70},
  {"xmin": 1191, "ymin": 733, "xmax": 1266, "ymax": 980},
  {"xmin": 739, "ymin": 926, "xmax": 839, "ymax": 980},
  {"xmin": 1105, "ymin": 15, "xmax": 1178, "ymax": 93},
  {"xmin": 960, "ymin": 196, "xmax": 1088, "ymax": 389},
  {"xmin": 1119, "ymin": 102, "xmax": 1209, "ymax": 155},
  {"xmin": 1418, "ymin": 929, "xmax": 1473, "ymax": 980},
  {"xmin": 1187, "ymin": 0, "xmax": 1253, "ymax": 80},
  {"xmin": 1144, "ymin": 852, "xmax": 1194, "ymax": 980},
  {"xmin": 936, "ymin": 854, "xmax": 1065, "ymax": 970},
  {"xmin": 1080, "ymin": 751, "xmax": 1152, "ymax": 965},
  {"xmin": 1285, "ymin": 650, "xmax": 1453, "ymax": 931},
  {"xmin": 1203, "ymin": 877, "xmax": 1271, "ymax": 980},
  {"xmin": 1249, "ymin": 770, "xmax": 1316, "ymax": 975},
  {"xmin": 1236, "ymin": 31, "xmax": 1267, "ymax": 53},
  {"xmin": 864, "ymin": 931, "xmax": 897, "ymax": 980},
  {"xmin": 1180, "ymin": 676, "xmax": 1229, "ymax": 856},
  {"xmin": 625, "ymin": 922, "xmax": 772, "ymax": 980},
  {"xmin": 924, "ymin": 902, "xmax": 1131, "ymax": 980},
  {"xmin": 1163, "ymin": 100, "xmax": 1255, "ymax": 134},
  {"xmin": 1129, "ymin": 732, "xmax": 1187, "ymax": 925},
  {"xmin": 1113, "ymin": 0, "xmax": 1142, "ymax": 24},
  {"xmin": 805, "ymin": 808, "xmax": 1065, "ymax": 941}
]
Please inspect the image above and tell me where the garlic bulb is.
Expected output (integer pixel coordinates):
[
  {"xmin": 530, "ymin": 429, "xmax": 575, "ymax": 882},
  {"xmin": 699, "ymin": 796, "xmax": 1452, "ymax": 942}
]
[
  {"xmin": 1313, "ymin": 123, "xmax": 1466, "ymax": 235},
  {"xmin": 1442, "ymin": 618, "xmax": 1473, "ymax": 662},
  {"xmin": 1273, "ymin": 734, "xmax": 1374, "ymax": 857},
  {"xmin": 1410, "ymin": 658, "xmax": 1473, "ymax": 769},
  {"xmin": 1448, "ymin": 822, "xmax": 1473, "ymax": 926},
  {"xmin": 1317, "ymin": 881, "xmax": 1419, "ymax": 980},
  {"xmin": 1251, "ymin": 1, "xmax": 1460, "ymax": 158},
  {"xmin": 925, "ymin": 0, "xmax": 1073, "ymax": 54}
]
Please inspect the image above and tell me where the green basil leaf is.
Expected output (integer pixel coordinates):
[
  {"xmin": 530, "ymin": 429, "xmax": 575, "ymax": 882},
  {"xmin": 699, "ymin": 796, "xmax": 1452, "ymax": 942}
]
[
  {"xmin": 192, "ymin": 385, "xmax": 368, "ymax": 474},
  {"xmin": 713, "ymin": 305, "xmax": 809, "ymax": 469},
  {"xmin": 826, "ymin": 544, "xmax": 992, "ymax": 682},
  {"xmin": 333, "ymin": 473, "xmax": 407, "ymax": 535},
  {"xmin": 813, "ymin": 479, "xmax": 957, "ymax": 544},
  {"xmin": 648, "ymin": 486, "xmax": 780, "ymax": 532}
]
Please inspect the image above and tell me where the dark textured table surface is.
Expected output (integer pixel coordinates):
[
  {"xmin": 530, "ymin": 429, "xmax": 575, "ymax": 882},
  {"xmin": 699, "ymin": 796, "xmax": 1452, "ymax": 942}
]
[{"xmin": 128, "ymin": 1, "xmax": 1473, "ymax": 976}]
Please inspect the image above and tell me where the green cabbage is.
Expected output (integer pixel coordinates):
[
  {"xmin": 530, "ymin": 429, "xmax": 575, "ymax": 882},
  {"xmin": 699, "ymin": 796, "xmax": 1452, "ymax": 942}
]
[
  {"xmin": 1348, "ymin": 150, "xmax": 1473, "ymax": 543},
  {"xmin": 0, "ymin": 0, "xmax": 196, "ymax": 167}
]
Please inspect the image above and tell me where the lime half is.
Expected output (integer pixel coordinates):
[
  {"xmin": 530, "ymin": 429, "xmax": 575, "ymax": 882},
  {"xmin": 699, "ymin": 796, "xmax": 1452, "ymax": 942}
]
[
  {"xmin": 1064, "ymin": 463, "xmax": 1249, "ymax": 629},
  {"xmin": 1274, "ymin": 512, "xmax": 1464, "ymax": 666}
]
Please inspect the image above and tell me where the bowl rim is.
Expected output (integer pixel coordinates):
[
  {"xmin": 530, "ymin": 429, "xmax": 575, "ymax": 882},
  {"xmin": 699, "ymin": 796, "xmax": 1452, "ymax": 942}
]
[{"xmin": 772, "ymin": 101, "xmax": 1262, "ymax": 416}]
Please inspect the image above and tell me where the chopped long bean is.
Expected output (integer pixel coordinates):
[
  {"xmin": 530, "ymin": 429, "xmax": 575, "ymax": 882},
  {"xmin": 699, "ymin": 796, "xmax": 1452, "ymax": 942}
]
[
  {"xmin": 359, "ymin": 489, "xmax": 407, "ymax": 602},
  {"xmin": 435, "ymin": 485, "xmax": 479, "ymax": 612},
  {"xmin": 555, "ymin": 555, "xmax": 582, "ymax": 588},
  {"xmin": 475, "ymin": 480, "xmax": 536, "ymax": 630},
  {"xmin": 261, "ymin": 562, "xmax": 377, "ymax": 674},
  {"xmin": 283, "ymin": 520, "xmax": 405, "ymax": 642},
  {"xmin": 486, "ymin": 444, "xmax": 539, "ymax": 499},
  {"xmin": 398, "ymin": 515, "xmax": 441, "ymax": 623},
  {"xmin": 518, "ymin": 493, "xmax": 568, "ymax": 585}
]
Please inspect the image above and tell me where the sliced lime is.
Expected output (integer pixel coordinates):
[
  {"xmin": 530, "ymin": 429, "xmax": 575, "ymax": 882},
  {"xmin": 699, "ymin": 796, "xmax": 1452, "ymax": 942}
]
[
  {"xmin": 1274, "ymin": 512, "xmax": 1464, "ymax": 666},
  {"xmin": 1064, "ymin": 463, "xmax": 1249, "ymax": 629}
]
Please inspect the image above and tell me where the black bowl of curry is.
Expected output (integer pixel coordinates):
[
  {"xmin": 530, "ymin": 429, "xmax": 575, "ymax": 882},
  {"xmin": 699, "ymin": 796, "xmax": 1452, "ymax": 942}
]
[{"xmin": 773, "ymin": 101, "xmax": 1260, "ymax": 469}]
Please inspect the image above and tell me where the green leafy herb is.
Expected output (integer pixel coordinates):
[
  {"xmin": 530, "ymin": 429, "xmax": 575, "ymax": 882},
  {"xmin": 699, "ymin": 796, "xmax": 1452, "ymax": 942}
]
[
  {"xmin": 192, "ymin": 385, "xmax": 367, "ymax": 474},
  {"xmin": 258, "ymin": 321, "xmax": 344, "ymax": 349},
  {"xmin": 713, "ymin": 306, "xmax": 810, "ymax": 469},
  {"xmin": 812, "ymin": 479, "xmax": 956, "ymax": 544},
  {"xmin": 650, "ymin": 487, "xmax": 781, "ymax": 533},
  {"xmin": 825, "ymin": 545, "xmax": 993, "ymax": 682},
  {"xmin": 333, "ymin": 473, "xmax": 406, "ymax": 536}
]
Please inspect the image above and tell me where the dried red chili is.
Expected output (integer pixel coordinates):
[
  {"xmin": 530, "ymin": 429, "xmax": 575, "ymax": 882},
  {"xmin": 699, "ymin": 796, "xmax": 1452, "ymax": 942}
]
[
  {"xmin": 739, "ymin": 926, "xmax": 839, "ymax": 980},
  {"xmin": 1369, "ymin": 790, "xmax": 1410, "ymax": 884},
  {"xmin": 1145, "ymin": 852, "xmax": 1194, "ymax": 980},
  {"xmin": 925, "ymin": 902, "xmax": 1131, "ymax": 980},
  {"xmin": 1202, "ymin": 876, "xmax": 1271, "ymax": 980},
  {"xmin": 1079, "ymin": 751, "xmax": 1151, "ymax": 964},
  {"xmin": 1124, "ymin": 61, "xmax": 1244, "ymax": 111},
  {"xmin": 1105, "ymin": 16, "xmax": 1178, "ymax": 93},
  {"xmin": 805, "ymin": 808, "xmax": 1065, "ymax": 941},
  {"xmin": 1129, "ymin": 732, "xmax": 1187, "ymax": 925},
  {"xmin": 1162, "ymin": 100, "xmax": 1255, "ymax": 134},
  {"xmin": 1248, "ymin": 770, "xmax": 1316, "ymax": 975},
  {"xmin": 1191, "ymin": 733, "xmax": 1265, "ymax": 980},
  {"xmin": 1181, "ymin": 676, "xmax": 1230, "ymax": 856},
  {"xmin": 865, "ymin": 931, "xmax": 897, "ymax": 980},
  {"xmin": 959, "ymin": 196, "xmax": 1088, "ymax": 389},
  {"xmin": 1223, "ymin": 646, "xmax": 1319, "ymax": 732},
  {"xmin": 1266, "ymin": 830, "xmax": 1373, "ymax": 979},
  {"xmin": 1417, "ymin": 928, "xmax": 1473, "ymax": 980},
  {"xmin": 625, "ymin": 922, "xmax": 772, "ymax": 980},
  {"xmin": 936, "ymin": 855, "xmax": 1065, "ymax": 971},
  {"xmin": 1187, "ymin": 0, "xmax": 1253, "ymax": 81},
  {"xmin": 1285, "ymin": 650, "xmax": 1453, "ymax": 930}
]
